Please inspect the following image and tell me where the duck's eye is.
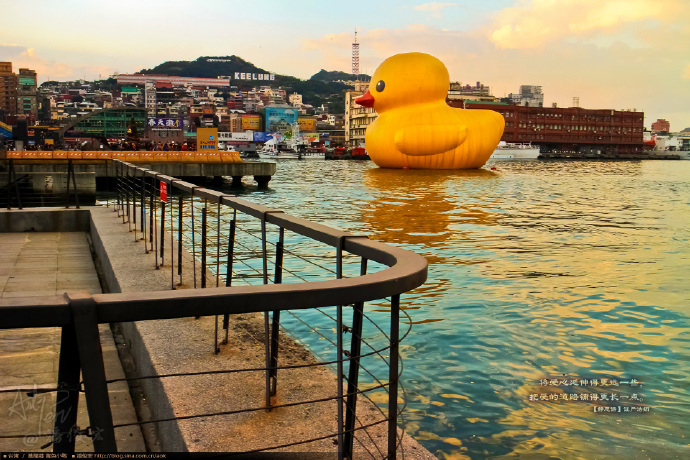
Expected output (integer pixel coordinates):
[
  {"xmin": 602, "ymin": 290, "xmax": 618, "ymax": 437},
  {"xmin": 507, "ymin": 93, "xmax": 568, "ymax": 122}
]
[{"xmin": 376, "ymin": 80, "xmax": 385, "ymax": 92}]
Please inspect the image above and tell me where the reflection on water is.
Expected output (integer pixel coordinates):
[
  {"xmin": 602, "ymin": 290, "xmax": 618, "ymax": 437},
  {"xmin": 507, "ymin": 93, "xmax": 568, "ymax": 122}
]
[{"xmin": 217, "ymin": 159, "xmax": 690, "ymax": 459}]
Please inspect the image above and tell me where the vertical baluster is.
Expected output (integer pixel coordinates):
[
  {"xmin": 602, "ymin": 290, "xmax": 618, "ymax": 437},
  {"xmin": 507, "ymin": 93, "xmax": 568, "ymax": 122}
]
[
  {"xmin": 178, "ymin": 195, "xmax": 183, "ymax": 285},
  {"xmin": 344, "ymin": 258, "xmax": 368, "ymax": 459},
  {"xmin": 153, "ymin": 176, "xmax": 158, "ymax": 269},
  {"xmin": 388, "ymin": 294, "xmax": 401, "ymax": 460},
  {"xmin": 214, "ymin": 201, "xmax": 221, "ymax": 353},
  {"xmin": 223, "ymin": 209, "xmax": 236, "ymax": 344},
  {"xmin": 171, "ymin": 181, "xmax": 175, "ymax": 290},
  {"xmin": 269, "ymin": 227, "xmax": 285, "ymax": 396},
  {"xmin": 160, "ymin": 189, "xmax": 166, "ymax": 267},
  {"xmin": 126, "ymin": 167, "xmax": 131, "ymax": 231},
  {"xmin": 261, "ymin": 214, "xmax": 271, "ymax": 410},
  {"xmin": 336, "ymin": 238, "xmax": 345, "ymax": 460},
  {"xmin": 201, "ymin": 206, "xmax": 207, "ymax": 289}
]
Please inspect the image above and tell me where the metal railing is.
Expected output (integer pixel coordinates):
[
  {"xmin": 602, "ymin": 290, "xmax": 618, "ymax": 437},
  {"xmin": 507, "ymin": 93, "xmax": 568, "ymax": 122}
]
[{"xmin": 0, "ymin": 159, "xmax": 428, "ymax": 458}]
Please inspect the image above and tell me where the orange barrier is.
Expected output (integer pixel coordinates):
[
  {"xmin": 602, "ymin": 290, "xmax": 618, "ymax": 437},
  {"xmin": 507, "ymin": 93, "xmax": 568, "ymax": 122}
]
[
  {"xmin": 138, "ymin": 152, "xmax": 154, "ymax": 163},
  {"xmin": 165, "ymin": 152, "xmax": 180, "ymax": 162},
  {"xmin": 221, "ymin": 151, "xmax": 242, "ymax": 163},
  {"xmin": 3, "ymin": 150, "xmax": 248, "ymax": 163},
  {"xmin": 179, "ymin": 152, "xmax": 196, "ymax": 162}
]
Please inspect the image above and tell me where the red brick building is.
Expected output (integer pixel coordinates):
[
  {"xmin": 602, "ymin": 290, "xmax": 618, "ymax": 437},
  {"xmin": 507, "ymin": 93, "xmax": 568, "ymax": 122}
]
[{"xmin": 450, "ymin": 101, "xmax": 645, "ymax": 155}]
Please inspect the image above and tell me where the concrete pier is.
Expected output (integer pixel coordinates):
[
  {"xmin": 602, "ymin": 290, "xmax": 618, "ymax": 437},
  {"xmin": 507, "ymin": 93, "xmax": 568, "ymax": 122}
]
[
  {"xmin": 0, "ymin": 205, "xmax": 435, "ymax": 457},
  {"xmin": 0, "ymin": 160, "xmax": 277, "ymax": 205}
]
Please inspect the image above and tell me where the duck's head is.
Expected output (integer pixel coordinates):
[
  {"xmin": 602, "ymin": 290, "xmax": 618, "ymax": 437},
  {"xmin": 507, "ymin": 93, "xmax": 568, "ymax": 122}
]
[{"xmin": 355, "ymin": 52, "xmax": 450, "ymax": 112}]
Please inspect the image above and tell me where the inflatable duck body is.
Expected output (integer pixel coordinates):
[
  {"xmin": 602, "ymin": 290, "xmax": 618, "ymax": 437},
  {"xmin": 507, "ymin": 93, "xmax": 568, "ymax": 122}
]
[{"xmin": 356, "ymin": 52, "xmax": 505, "ymax": 169}]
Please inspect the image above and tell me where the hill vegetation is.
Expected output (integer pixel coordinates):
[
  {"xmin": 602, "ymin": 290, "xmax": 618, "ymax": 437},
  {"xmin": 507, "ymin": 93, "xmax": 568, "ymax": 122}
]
[{"xmin": 138, "ymin": 56, "xmax": 361, "ymax": 113}]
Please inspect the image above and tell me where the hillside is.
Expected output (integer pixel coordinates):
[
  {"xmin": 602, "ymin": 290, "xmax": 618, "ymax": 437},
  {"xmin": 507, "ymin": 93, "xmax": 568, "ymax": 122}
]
[
  {"xmin": 310, "ymin": 69, "xmax": 370, "ymax": 82},
  {"xmin": 137, "ymin": 55, "xmax": 356, "ymax": 112},
  {"xmin": 138, "ymin": 55, "xmax": 268, "ymax": 80}
]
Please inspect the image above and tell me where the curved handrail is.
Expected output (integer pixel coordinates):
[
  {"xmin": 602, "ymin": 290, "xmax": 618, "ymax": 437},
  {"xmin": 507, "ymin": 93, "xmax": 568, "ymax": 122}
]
[{"xmin": 0, "ymin": 160, "xmax": 428, "ymax": 329}]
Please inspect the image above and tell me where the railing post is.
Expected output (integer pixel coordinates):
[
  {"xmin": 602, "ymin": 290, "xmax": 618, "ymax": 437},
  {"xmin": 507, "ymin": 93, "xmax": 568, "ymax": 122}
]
[
  {"xmin": 178, "ymin": 195, "xmax": 183, "ymax": 284},
  {"xmin": 201, "ymin": 206, "xmax": 207, "ymax": 288},
  {"xmin": 336, "ymin": 237, "xmax": 345, "ymax": 460},
  {"xmin": 140, "ymin": 169, "xmax": 146, "ymax": 238},
  {"xmin": 160, "ymin": 199, "xmax": 166, "ymax": 266},
  {"xmin": 222, "ymin": 210, "xmax": 236, "ymax": 344},
  {"xmin": 269, "ymin": 227, "xmax": 285, "ymax": 396},
  {"xmin": 53, "ymin": 323, "xmax": 80, "ymax": 453},
  {"xmin": 388, "ymin": 294, "xmax": 401, "ymax": 459},
  {"xmin": 67, "ymin": 294, "xmax": 117, "ymax": 452},
  {"xmin": 344, "ymin": 258, "xmax": 368, "ymax": 459},
  {"xmin": 132, "ymin": 168, "xmax": 137, "ymax": 241},
  {"xmin": 261, "ymin": 213, "xmax": 271, "ymax": 410},
  {"xmin": 126, "ymin": 167, "xmax": 131, "ymax": 230},
  {"xmin": 171, "ymin": 181, "xmax": 175, "ymax": 290},
  {"xmin": 191, "ymin": 188, "xmax": 197, "ymax": 288}
]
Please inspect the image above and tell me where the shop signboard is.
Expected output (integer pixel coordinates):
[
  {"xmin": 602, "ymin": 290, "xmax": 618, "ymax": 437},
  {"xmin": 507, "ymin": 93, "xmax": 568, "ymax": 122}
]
[
  {"xmin": 298, "ymin": 117, "xmax": 316, "ymax": 132},
  {"xmin": 147, "ymin": 118, "xmax": 184, "ymax": 129},
  {"xmin": 253, "ymin": 132, "xmax": 283, "ymax": 142},
  {"xmin": 241, "ymin": 114, "xmax": 261, "ymax": 130},
  {"xmin": 197, "ymin": 128, "xmax": 219, "ymax": 151}
]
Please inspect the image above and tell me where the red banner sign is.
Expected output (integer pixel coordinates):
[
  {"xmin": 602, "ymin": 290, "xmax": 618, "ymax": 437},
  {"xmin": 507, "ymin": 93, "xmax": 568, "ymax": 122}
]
[{"xmin": 160, "ymin": 182, "xmax": 167, "ymax": 202}]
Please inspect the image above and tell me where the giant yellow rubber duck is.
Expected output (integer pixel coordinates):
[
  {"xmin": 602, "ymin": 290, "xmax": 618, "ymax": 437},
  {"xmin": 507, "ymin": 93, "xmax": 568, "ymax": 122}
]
[{"xmin": 355, "ymin": 52, "xmax": 505, "ymax": 169}]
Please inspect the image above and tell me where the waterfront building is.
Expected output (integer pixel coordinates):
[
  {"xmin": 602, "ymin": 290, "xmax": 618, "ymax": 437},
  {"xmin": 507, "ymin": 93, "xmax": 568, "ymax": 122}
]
[
  {"xmin": 448, "ymin": 81, "xmax": 496, "ymax": 102},
  {"xmin": 651, "ymin": 118, "xmax": 670, "ymax": 133},
  {"xmin": 454, "ymin": 100, "xmax": 644, "ymax": 154},
  {"xmin": 344, "ymin": 81, "xmax": 374, "ymax": 148},
  {"xmin": 145, "ymin": 80, "xmax": 156, "ymax": 116},
  {"xmin": 115, "ymin": 74, "xmax": 230, "ymax": 88},
  {"xmin": 59, "ymin": 107, "xmax": 148, "ymax": 142},
  {"xmin": 508, "ymin": 85, "xmax": 544, "ymax": 107},
  {"xmin": 0, "ymin": 62, "xmax": 18, "ymax": 119}
]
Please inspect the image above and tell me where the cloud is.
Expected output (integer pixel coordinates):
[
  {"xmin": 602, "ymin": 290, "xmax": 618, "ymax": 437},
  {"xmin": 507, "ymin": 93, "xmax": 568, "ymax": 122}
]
[
  {"xmin": 414, "ymin": 2, "xmax": 459, "ymax": 12},
  {"xmin": 488, "ymin": 0, "xmax": 686, "ymax": 49}
]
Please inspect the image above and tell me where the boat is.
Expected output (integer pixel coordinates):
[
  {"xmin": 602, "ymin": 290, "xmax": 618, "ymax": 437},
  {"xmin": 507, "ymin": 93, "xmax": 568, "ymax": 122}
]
[
  {"xmin": 257, "ymin": 123, "xmax": 325, "ymax": 160},
  {"xmin": 490, "ymin": 141, "xmax": 540, "ymax": 159}
]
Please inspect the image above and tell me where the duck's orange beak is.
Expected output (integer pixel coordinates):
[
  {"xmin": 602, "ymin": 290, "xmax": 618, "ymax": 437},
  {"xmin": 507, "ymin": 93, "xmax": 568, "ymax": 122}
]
[{"xmin": 355, "ymin": 90, "xmax": 375, "ymax": 108}]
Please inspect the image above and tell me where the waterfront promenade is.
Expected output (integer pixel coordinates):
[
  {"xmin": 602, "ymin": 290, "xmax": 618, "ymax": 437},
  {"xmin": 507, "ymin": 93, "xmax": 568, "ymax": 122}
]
[{"xmin": 0, "ymin": 202, "xmax": 434, "ymax": 458}]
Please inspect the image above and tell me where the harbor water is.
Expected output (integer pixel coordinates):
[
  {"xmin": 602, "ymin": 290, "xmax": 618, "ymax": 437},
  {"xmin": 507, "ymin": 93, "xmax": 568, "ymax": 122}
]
[{"xmin": 206, "ymin": 158, "xmax": 689, "ymax": 459}]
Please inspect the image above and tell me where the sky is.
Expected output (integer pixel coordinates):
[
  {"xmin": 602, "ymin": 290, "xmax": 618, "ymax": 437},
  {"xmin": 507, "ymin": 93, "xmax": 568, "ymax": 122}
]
[{"xmin": 1, "ymin": 0, "xmax": 689, "ymax": 130}]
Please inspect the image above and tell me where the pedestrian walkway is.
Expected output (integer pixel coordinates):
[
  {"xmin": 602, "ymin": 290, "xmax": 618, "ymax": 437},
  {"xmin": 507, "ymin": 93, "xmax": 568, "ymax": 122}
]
[{"xmin": 0, "ymin": 232, "xmax": 145, "ymax": 452}]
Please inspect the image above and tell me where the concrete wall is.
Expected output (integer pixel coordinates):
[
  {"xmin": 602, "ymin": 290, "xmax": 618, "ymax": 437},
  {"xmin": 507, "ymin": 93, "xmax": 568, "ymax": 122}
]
[
  {"xmin": 0, "ymin": 208, "xmax": 90, "ymax": 232},
  {"xmin": 88, "ymin": 207, "xmax": 187, "ymax": 452}
]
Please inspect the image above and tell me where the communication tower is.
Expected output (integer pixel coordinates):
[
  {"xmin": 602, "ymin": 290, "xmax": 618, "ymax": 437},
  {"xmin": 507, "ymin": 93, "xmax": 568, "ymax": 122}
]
[{"xmin": 352, "ymin": 30, "xmax": 360, "ymax": 79}]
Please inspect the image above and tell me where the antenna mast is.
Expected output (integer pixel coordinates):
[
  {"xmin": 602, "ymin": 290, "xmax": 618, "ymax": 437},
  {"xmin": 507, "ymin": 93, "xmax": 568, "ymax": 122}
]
[{"xmin": 352, "ymin": 29, "xmax": 360, "ymax": 79}]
